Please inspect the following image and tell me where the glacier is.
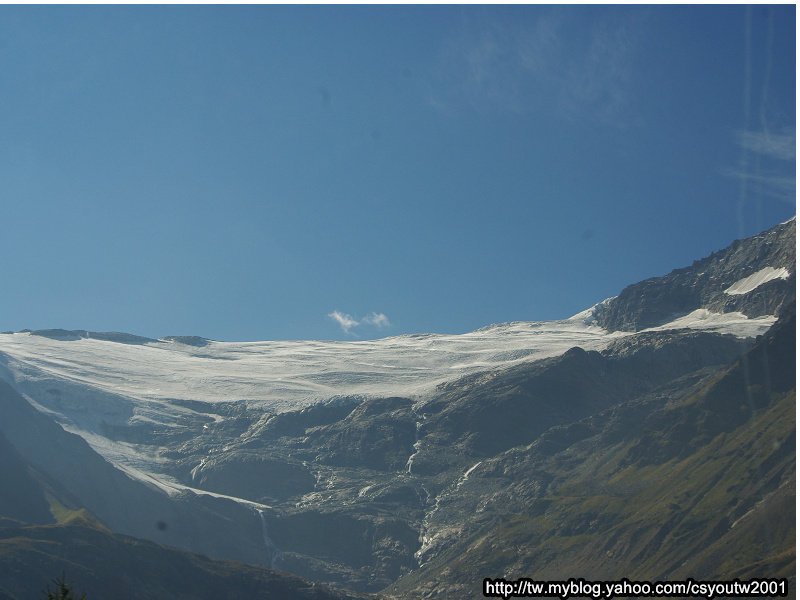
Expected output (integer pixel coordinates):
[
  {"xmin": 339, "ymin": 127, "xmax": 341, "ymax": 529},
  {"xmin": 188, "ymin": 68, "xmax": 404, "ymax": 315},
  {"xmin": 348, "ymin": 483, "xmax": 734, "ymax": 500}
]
[{"xmin": 0, "ymin": 305, "xmax": 776, "ymax": 501}]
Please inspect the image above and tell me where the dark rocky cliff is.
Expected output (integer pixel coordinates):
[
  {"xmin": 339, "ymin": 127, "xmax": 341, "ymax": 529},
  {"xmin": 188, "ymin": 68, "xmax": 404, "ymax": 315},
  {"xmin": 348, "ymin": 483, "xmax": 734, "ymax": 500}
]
[{"xmin": 594, "ymin": 218, "xmax": 795, "ymax": 331}]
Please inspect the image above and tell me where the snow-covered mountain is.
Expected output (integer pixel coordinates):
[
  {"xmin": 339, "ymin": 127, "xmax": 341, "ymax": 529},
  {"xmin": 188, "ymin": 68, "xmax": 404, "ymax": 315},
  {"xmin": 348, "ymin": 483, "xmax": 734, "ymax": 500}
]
[
  {"xmin": 0, "ymin": 217, "xmax": 794, "ymax": 596},
  {"xmin": 0, "ymin": 301, "xmax": 777, "ymax": 490}
]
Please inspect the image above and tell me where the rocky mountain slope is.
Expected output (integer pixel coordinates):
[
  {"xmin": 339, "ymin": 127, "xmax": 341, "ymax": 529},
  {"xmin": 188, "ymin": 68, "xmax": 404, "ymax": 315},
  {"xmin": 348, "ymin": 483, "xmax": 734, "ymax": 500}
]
[
  {"xmin": 594, "ymin": 218, "xmax": 794, "ymax": 331},
  {"xmin": 0, "ymin": 381, "xmax": 365, "ymax": 600},
  {"xmin": 0, "ymin": 398, "xmax": 360, "ymax": 600},
  {"xmin": 0, "ymin": 218, "xmax": 794, "ymax": 597},
  {"xmin": 387, "ymin": 304, "xmax": 795, "ymax": 598}
]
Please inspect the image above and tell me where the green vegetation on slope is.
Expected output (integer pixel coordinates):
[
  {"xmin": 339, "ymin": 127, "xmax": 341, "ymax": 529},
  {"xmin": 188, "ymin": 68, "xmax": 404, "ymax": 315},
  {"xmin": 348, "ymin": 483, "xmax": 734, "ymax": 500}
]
[{"xmin": 388, "ymin": 308, "xmax": 795, "ymax": 598}]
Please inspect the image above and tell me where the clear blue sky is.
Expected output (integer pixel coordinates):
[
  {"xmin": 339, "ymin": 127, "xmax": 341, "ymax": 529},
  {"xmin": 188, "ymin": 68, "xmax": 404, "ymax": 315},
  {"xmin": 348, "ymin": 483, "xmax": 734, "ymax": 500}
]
[{"xmin": 0, "ymin": 5, "xmax": 795, "ymax": 340}]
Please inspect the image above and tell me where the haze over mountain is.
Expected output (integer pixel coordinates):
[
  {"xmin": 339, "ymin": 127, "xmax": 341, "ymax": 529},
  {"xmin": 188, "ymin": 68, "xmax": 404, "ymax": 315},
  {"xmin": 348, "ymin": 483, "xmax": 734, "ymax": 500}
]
[{"xmin": 0, "ymin": 218, "xmax": 794, "ymax": 598}]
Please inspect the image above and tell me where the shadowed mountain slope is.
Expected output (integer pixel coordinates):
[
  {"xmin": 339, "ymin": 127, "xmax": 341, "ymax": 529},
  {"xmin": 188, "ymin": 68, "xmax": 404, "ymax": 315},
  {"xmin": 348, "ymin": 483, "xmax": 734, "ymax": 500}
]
[
  {"xmin": 386, "ymin": 306, "xmax": 795, "ymax": 598},
  {"xmin": 0, "ymin": 519, "xmax": 365, "ymax": 600}
]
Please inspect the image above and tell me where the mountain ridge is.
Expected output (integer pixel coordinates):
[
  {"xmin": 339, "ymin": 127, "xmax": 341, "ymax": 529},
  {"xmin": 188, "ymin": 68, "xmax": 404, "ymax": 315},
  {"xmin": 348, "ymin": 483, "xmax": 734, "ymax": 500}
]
[
  {"xmin": 593, "ymin": 218, "xmax": 795, "ymax": 331},
  {"xmin": 0, "ymin": 217, "xmax": 794, "ymax": 597}
]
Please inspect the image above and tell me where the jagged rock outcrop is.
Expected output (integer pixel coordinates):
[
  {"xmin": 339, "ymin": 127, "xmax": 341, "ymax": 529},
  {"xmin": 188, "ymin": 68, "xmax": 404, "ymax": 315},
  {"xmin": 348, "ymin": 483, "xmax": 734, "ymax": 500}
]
[{"xmin": 594, "ymin": 218, "xmax": 795, "ymax": 331}]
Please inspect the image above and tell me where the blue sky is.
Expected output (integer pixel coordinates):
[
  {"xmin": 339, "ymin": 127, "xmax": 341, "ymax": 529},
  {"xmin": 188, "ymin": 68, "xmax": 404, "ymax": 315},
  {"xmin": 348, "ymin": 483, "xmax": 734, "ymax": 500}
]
[{"xmin": 0, "ymin": 5, "xmax": 795, "ymax": 341}]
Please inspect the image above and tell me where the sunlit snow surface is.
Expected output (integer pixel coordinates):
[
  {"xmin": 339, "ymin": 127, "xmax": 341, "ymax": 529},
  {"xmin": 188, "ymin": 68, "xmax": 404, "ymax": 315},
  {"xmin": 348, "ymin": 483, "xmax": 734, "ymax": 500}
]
[
  {"xmin": 724, "ymin": 266, "xmax": 790, "ymax": 295},
  {"xmin": 0, "ymin": 317, "xmax": 625, "ymax": 414},
  {"xmin": 643, "ymin": 309, "xmax": 777, "ymax": 337},
  {"xmin": 0, "ymin": 307, "xmax": 777, "ymax": 497},
  {"xmin": 0, "ymin": 308, "xmax": 778, "ymax": 419}
]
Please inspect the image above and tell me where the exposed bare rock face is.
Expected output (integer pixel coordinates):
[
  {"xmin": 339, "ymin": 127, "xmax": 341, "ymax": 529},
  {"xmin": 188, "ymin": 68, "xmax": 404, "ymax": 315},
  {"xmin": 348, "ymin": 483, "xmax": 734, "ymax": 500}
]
[{"xmin": 594, "ymin": 218, "xmax": 794, "ymax": 331}]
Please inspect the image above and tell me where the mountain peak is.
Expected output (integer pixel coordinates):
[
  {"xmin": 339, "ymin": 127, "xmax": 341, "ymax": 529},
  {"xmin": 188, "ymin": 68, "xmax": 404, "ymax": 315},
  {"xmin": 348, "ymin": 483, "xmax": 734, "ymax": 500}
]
[{"xmin": 593, "ymin": 219, "xmax": 795, "ymax": 331}]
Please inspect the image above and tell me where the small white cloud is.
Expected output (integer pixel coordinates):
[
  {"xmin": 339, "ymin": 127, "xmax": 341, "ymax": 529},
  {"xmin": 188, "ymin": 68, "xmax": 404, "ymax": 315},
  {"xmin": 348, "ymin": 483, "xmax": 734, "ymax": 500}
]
[
  {"xmin": 327, "ymin": 310, "xmax": 392, "ymax": 334},
  {"xmin": 328, "ymin": 311, "xmax": 359, "ymax": 334},
  {"xmin": 362, "ymin": 312, "xmax": 391, "ymax": 328}
]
